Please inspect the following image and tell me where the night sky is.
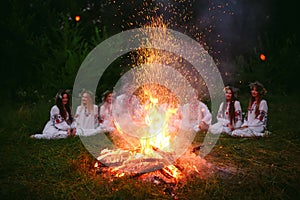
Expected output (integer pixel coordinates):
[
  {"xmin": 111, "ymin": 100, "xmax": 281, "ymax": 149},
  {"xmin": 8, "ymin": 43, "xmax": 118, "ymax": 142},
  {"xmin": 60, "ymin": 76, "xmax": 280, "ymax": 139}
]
[
  {"xmin": 267, "ymin": 0, "xmax": 299, "ymax": 39},
  {"xmin": 0, "ymin": 0, "xmax": 299, "ymax": 96}
]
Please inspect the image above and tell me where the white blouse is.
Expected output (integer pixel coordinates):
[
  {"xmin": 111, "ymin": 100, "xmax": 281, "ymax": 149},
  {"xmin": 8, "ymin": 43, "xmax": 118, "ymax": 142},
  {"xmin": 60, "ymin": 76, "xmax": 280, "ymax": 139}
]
[
  {"xmin": 75, "ymin": 105, "xmax": 98, "ymax": 129},
  {"xmin": 99, "ymin": 102, "xmax": 114, "ymax": 129},
  {"xmin": 242, "ymin": 99, "xmax": 268, "ymax": 133},
  {"xmin": 217, "ymin": 101, "xmax": 242, "ymax": 128},
  {"xmin": 43, "ymin": 105, "xmax": 74, "ymax": 133},
  {"xmin": 179, "ymin": 100, "xmax": 212, "ymax": 131}
]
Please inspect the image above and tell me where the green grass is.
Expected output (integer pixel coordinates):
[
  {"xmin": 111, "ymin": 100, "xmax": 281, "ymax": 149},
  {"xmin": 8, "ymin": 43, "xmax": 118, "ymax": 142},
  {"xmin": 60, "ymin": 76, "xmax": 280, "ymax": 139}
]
[{"xmin": 0, "ymin": 94, "xmax": 299, "ymax": 199}]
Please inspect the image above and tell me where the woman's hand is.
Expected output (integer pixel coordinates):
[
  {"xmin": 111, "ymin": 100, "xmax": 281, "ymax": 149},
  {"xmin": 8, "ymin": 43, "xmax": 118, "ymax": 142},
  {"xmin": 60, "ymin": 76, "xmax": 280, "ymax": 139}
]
[
  {"xmin": 228, "ymin": 124, "xmax": 234, "ymax": 131},
  {"xmin": 199, "ymin": 121, "xmax": 209, "ymax": 132}
]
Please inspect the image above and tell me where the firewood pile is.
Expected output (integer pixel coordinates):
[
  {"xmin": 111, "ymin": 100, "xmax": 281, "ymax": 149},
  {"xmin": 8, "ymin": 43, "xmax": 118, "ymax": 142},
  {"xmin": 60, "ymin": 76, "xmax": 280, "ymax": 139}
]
[{"xmin": 94, "ymin": 145, "xmax": 215, "ymax": 184}]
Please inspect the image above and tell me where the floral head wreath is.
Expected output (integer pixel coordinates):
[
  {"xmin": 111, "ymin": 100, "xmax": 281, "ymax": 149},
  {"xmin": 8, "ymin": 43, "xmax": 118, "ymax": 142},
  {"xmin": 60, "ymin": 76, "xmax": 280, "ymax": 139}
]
[
  {"xmin": 55, "ymin": 89, "xmax": 72, "ymax": 101},
  {"xmin": 102, "ymin": 90, "xmax": 113, "ymax": 101},
  {"xmin": 224, "ymin": 85, "xmax": 239, "ymax": 99},
  {"xmin": 55, "ymin": 90, "xmax": 64, "ymax": 100},
  {"xmin": 249, "ymin": 81, "xmax": 267, "ymax": 96},
  {"xmin": 79, "ymin": 89, "xmax": 94, "ymax": 98}
]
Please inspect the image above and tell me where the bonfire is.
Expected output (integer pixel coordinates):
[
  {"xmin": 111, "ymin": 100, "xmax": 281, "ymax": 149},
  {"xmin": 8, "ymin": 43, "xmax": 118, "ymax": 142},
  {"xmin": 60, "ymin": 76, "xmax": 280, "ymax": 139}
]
[{"xmin": 92, "ymin": 17, "xmax": 234, "ymax": 187}]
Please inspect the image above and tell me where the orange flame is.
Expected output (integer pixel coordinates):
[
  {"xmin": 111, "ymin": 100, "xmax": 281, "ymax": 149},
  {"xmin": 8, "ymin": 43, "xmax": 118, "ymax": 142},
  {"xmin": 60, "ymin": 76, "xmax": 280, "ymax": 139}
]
[
  {"xmin": 162, "ymin": 165, "xmax": 182, "ymax": 179},
  {"xmin": 140, "ymin": 87, "xmax": 177, "ymax": 157}
]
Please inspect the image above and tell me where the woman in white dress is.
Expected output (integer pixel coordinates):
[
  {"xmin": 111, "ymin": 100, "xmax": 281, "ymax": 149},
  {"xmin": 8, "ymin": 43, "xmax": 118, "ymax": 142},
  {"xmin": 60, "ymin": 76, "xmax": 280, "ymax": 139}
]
[
  {"xmin": 75, "ymin": 91, "xmax": 100, "ymax": 136},
  {"xmin": 209, "ymin": 86, "xmax": 242, "ymax": 134},
  {"xmin": 31, "ymin": 91, "xmax": 76, "ymax": 139},
  {"xmin": 99, "ymin": 91, "xmax": 115, "ymax": 132},
  {"xmin": 231, "ymin": 81, "xmax": 268, "ymax": 137},
  {"xmin": 179, "ymin": 93, "xmax": 212, "ymax": 132}
]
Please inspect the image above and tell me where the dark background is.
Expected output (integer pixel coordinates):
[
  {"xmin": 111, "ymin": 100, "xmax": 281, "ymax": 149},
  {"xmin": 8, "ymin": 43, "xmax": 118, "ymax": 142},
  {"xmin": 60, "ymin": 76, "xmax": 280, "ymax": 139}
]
[{"xmin": 0, "ymin": 0, "xmax": 299, "ymax": 102}]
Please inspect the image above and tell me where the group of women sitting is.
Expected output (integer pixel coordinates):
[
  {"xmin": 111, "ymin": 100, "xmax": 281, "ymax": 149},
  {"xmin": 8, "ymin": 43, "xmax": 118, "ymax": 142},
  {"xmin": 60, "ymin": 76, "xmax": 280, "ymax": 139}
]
[
  {"xmin": 209, "ymin": 81, "xmax": 268, "ymax": 137},
  {"xmin": 30, "ymin": 81, "xmax": 269, "ymax": 139},
  {"xmin": 31, "ymin": 90, "xmax": 110, "ymax": 139}
]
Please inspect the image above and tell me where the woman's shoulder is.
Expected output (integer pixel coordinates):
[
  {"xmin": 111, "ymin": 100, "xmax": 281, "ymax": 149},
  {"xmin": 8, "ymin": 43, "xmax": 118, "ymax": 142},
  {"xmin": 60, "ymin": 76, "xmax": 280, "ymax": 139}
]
[
  {"xmin": 51, "ymin": 105, "xmax": 59, "ymax": 111},
  {"xmin": 198, "ymin": 100, "xmax": 208, "ymax": 107},
  {"xmin": 218, "ymin": 102, "xmax": 224, "ymax": 109},
  {"xmin": 234, "ymin": 100, "xmax": 241, "ymax": 106},
  {"xmin": 99, "ymin": 102, "xmax": 105, "ymax": 107},
  {"xmin": 76, "ymin": 105, "xmax": 82, "ymax": 109},
  {"xmin": 260, "ymin": 99, "xmax": 267, "ymax": 105},
  {"xmin": 50, "ymin": 105, "xmax": 60, "ymax": 114},
  {"xmin": 99, "ymin": 102, "xmax": 107, "ymax": 110},
  {"xmin": 75, "ymin": 105, "xmax": 82, "ymax": 112},
  {"xmin": 259, "ymin": 99, "xmax": 268, "ymax": 108}
]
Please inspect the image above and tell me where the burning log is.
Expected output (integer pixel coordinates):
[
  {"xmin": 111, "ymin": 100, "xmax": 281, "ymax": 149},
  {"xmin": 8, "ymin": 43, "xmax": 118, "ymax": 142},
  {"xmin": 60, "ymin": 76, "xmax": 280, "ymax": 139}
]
[
  {"xmin": 160, "ymin": 165, "xmax": 182, "ymax": 180},
  {"xmin": 97, "ymin": 149, "xmax": 132, "ymax": 167},
  {"xmin": 151, "ymin": 146, "xmax": 176, "ymax": 164},
  {"xmin": 112, "ymin": 158, "xmax": 168, "ymax": 176},
  {"xmin": 95, "ymin": 146, "xmax": 185, "ymax": 182},
  {"xmin": 151, "ymin": 146, "xmax": 184, "ymax": 179}
]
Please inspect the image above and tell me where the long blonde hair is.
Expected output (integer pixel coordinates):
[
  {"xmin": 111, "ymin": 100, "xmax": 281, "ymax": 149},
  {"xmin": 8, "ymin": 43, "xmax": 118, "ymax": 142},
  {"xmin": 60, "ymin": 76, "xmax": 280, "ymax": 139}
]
[{"xmin": 80, "ymin": 91, "xmax": 94, "ymax": 115}]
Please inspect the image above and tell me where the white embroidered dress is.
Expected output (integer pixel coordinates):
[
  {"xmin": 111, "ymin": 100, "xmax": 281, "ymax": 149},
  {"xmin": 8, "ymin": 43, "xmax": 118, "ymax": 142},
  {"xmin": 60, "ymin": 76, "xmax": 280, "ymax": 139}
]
[
  {"xmin": 179, "ymin": 100, "xmax": 212, "ymax": 132},
  {"xmin": 99, "ymin": 102, "xmax": 115, "ymax": 132},
  {"xmin": 231, "ymin": 100, "xmax": 268, "ymax": 137},
  {"xmin": 209, "ymin": 101, "xmax": 242, "ymax": 134},
  {"xmin": 75, "ymin": 105, "xmax": 100, "ymax": 136},
  {"xmin": 33, "ymin": 105, "xmax": 75, "ymax": 139}
]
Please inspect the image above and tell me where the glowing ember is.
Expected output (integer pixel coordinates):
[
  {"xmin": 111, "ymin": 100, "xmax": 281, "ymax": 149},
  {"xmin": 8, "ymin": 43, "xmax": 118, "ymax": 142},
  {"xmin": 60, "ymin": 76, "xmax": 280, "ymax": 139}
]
[
  {"xmin": 75, "ymin": 15, "xmax": 81, "ymax": 22},
  {"xmin": 260, "ymin": 53, "xmax": 266, "ymax": 61}
]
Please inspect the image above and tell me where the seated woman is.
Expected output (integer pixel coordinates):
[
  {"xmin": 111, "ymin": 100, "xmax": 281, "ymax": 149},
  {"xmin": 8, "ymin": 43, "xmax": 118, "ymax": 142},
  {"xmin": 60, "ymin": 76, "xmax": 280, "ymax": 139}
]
[
  {"xmin": 99, "ymin": 91, "xmax": 130, "ymax": 148},
  {"xmin": 179, "ymin": 92, "xmax": 212, "ymax": 132},
  {"xmin": 75, "ymin": 91, "xmax": 100, "ymax": 136},
  {"xmin": 231, "ymin": 81, "xmax": 268, "ymax": 137},
  {"xmin": 31, "ymin": 90, "xmax": 76, "ymax": 139},
  {"xmin": 209, "ymin": 86, "xmax": 242, "ymax": 134},
  {"xmin": 99, "ymin": 91, "xmax": 115, "ymax": 132}
]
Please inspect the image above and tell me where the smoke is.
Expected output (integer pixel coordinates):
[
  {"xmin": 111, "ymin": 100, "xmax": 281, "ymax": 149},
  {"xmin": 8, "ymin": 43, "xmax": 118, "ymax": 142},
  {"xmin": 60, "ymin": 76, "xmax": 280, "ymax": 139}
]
[
  {"xmin": 152, "ymin": 0, "xmax": 270, "ymax": 83},
  {"xmin": 196, "ymin": 0, "xmax": 269, "ymax": 54},
  {"xmin": 193, "ymin": 0, "xmax": 270, "ymax": 83},
  {"xmin": 102, "ymin": 0, "xmax": 270, "ymax": 84}
]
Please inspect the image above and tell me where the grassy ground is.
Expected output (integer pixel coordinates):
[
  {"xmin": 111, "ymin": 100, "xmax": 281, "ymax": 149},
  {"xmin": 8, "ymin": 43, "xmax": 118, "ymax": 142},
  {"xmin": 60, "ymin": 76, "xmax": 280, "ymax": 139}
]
[{"xmin": 0, "ymin": 93, "xmax": 299, "ymax": 199}]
